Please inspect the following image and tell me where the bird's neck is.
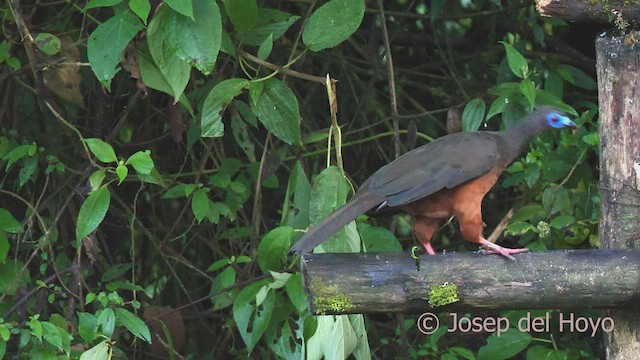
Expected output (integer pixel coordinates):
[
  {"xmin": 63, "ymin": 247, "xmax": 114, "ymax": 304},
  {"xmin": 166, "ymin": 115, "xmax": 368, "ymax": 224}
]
[{"xmin": 501, "ymin": 120, "xmax": 545, "ymax": 161}]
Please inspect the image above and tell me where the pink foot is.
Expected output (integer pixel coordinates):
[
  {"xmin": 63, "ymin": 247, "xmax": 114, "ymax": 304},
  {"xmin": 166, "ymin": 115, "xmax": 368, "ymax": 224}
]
[
  {"xmin": 423, "ymin": 242, "xmax": 436, "ymax": 256},
  {"xmin": 478, "ymin": 239, "xmax": 528, "ymax": 260}
]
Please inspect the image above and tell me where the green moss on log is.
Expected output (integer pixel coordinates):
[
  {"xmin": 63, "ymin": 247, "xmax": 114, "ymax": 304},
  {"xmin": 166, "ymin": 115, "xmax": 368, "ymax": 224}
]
[
  {"xmin": 311, "ymin": 280, "xmax": 355, "ymax": 315},
  {"xmin": 428, "ymin": 283, "xmax": 460, "ymax": 307}
]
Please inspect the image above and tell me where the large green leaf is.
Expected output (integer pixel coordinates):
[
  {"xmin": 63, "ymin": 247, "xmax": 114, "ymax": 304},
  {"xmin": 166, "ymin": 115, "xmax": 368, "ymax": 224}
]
[
  {"xmin": 500, "ymin": 42, "xmax": 528, "ymax": 79},
  {"xmin": 84, "ymin": 138, "xmax": 118, "ymax": 163},
  {"xmin": 164, "ymin": 0, "xmax": 192, "ymax": 18},
  {"xmin": 161, "ymin": 0, "xmax": 221, "ymax": 75},
  {"xmin": 125, "ymin": 150, "xmax": 154, "ymax": 174},
  {"xmin": 302, "ymin": 0, "xmax": 365, "ymax": 52},
  {"xmin": 257, "ymin": 226, "xmax": 294, "ymax": 273},
  {"xmin": 0, "ymin": 208, "xmax": 21, "ymax": 233},
  {"xmin": 147, "ymin": 5, "xmax": 191, "ymax": 101},
  {"xmin": 308, "ymin": 166, "xmax": 360, "ymax": 253},
  {"xmin": 115, "ymin": 308, "xmax": 152, "ymax": 343},
  {"xmin": 239, "ymin": 9, "xmax": 299, "ymax": 45},
  {"xmin": 250, "ymin": 79, "xmax": 301, "ymax": 145},
  {"xmin": 75, "ymin": 185, "xmax": 111, "ymax": 246},
  {"xmin": 80, "ymin": 340, "xmax": 110, "ymax": 360},
  {"xmin": 222, "ymin": 0, "xmax": 258, "ymax": 33},
  {"xmin": 87, "ymin": 10, "xmax": 143, "ymax": 89},
  {"xmin": 461, "ymin": 98, "xmax": 485, "ymax": 132},
  {"xmin": 201, "ymin": 78, "xmax": 249, "ymax": 137},
  {"xmin": 191, "ymin": 189, "xmax": 209, "ymax": 223},
  {"xmin": 233, "ymin": 280, "xmax": 274, "ymax": 353},
  {"xmin": 478, "ymin": 329, "xmax": 531, "ymax": 360}
]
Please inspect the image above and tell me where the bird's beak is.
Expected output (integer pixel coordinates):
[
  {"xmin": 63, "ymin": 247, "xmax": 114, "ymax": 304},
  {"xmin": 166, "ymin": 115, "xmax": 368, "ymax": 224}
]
[{"xmin": 567, "ymin": 119, "xmax": 578, "ymax": 129}]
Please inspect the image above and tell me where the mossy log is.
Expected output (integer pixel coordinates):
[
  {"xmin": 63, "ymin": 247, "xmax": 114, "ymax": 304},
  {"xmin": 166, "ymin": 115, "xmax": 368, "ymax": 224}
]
[{"xmin": 300, "ymin": 250, "xmax": 640, "ymax": 315}]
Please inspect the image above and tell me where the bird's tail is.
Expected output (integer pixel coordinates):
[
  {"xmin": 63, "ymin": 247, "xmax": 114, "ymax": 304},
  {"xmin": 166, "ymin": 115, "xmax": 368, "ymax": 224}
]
[{"xmin": 288, "ymin": 191, "xmax": 383, "ymax": 254}]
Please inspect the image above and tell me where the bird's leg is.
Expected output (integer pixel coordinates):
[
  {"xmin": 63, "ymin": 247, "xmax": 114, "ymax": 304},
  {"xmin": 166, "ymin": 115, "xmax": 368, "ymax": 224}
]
[
  {"xmin": 457, "ymin": 210, "xmax": 528, "ymax": 260},
  {"xmin": 478, "ymin": 238, "xmax": 528, "ymax": 260},
  {"xmin": 413, "ymin": 217, "xmax": 440, "ymax": 255}
]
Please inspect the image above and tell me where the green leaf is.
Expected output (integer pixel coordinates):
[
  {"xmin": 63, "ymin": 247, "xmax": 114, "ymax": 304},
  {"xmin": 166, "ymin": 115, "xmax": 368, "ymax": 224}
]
[
  {"xmin": 76, "ymin": 185, "xmax": 111, "ymax": 246},
  {"xmin": 461, "ymin": 98, "xmax": 485, "ymax": 132},
  {"xmin": 535, "ymin": 89, "xmax": 576, "ymax": 115},
  {"xmin": 357, "ymin": 223, "xmax": 402, "ymax": 252},
  {"xmin": 258, "ymin": 33, "xmax": 273, "ymax": 60},
  {"xmin": 77, "ymin": 312, "xmax": 98, "ymax": 343},
  {"xmin": 147, "ymin": 5, "xmax": 191, "ymax": 101},
  {"xmin": 0, "ymin": 208, "xmax": 21, "ymax": 233},
  {"xmin": 239, "ymin": 9, "xmax": 300, "ymax": 45},
  {"xmin": 545, "ymin": 71, "xmax": 564, "ymax": 98},
  {"xmin": 210, "ymin": 266, "xmax": 236, "ymax": 310},
  {"xmin": 302, "ymin": 0, "xmax": 365, "ymax": 52},
  {"xmin": 280, "ymin": 161, "xmax": 311, "ymax": 229},
  {"xmin": 116, "ymin": 164, "xmax": 128, "ymax": 185},
  {"xmin": 80, "ymin": 340, "xmax": 110, "ymax": 360},
  {"xmin": 30, "ymin": 316, "xmax": 43, "ymax": 341},
  {"xmin": 201, "ymin": 78, "xmax": 249, "ymax": 137},
  {"xmin": 155, "ymin": 1, "xmax": 221, "ymax": 75},
  {"xmin": 115, "ymin": 308, "xmax": 152, "ymax": 343},
  {"xmin": 519, "ymin": 79, "xmax": 536, "ymax": 109},
  {"xmin": 129, "ymin": 0, "xmax": 150, "ymax": 24},
  {"xmin": 105, "ymin": 280, "xmax": 144, "ymax": 291},
  {"xmin": 500, "ymin": 42, "xmax": 528, "ymax": 79},
  {"xmin": 18, "ymin": 156, "xmax": 37, "ymax": 189},
  {"xmin": 542, "ymin": 186, "xmax": 571, "ymax": 215},
  {"xmin": 84, "ymin": 138, "xmax": 118, "ymax": 163},
  {"xmin": 524, "ymin": 165, "xmax": 540, "ymax": 188},
  {"xmin": 233, "ymin": 280, "xmax": 274, "ymax": 352},
  {"xmin": 486, "ymin": 96, "xmax": 510, "ymax": 120},
  {"xmin": 557, "ymin": 64, "xmax": 596, "ymax": 90},
  {"xmin": 505, "ymin": 221, "xmax": 536, "ymax": 236},
  {"xmin": 258, "ymin": 226, "xmax": 294, "ymax": 273},
  {"xmin": 511, "ymin": 204, "xmax": 545, "ymax": 222},
  {"xmin": 84, "ymin": 0, "xmax": 122, "ymax": 10},
  {"xmin": 550, "ymin": 215, "xmax": 575, "ymax": 229},
  {"xmin": 3, "ymin": 143, "xmax": 36, "ymax": 170},
  {"xmin": 125, "ymin": 150, "xmax": 154, "ymax": 174},
  {"xmin": 0, "ymin": 233, "xmax": 9, "ymax": 262},
  {"xmin": 251, "ymin": 78, "xmax": 302, "ymax": 145},
  {"xmin": 87, "ymin": 10, "xmax": 143, "ymax": 88},
  {"xmin": 41, "ymin": 322, "xmax": 70, "ymax": 355},
  {"xmin": 285, "ymin": 273, "xmax": 307, "ymax": 313},
  {"xmin": 222, "ymin": 0, "xmax": 258, "ymax": 33},
  {"xmin": 191, "ymin": 189, "xmax": 209, "ymax": 223},
  {"xmin": 478, "ymin": 328, "xmax": 531, "ymax": 360},
  {"xmin": 89, "ymin": 169, "xmax": 107, "ymax": 192},
  {"xmin": 34, "ymin": 33, "xmax": 61, "ymax": 55},
  {"xmin": 164, "ymin": 0, "xmax": 192, "ymax": 18},
  {"xmin": 97, "ymin": 308, "xmax": 116, "ymax": 337}
]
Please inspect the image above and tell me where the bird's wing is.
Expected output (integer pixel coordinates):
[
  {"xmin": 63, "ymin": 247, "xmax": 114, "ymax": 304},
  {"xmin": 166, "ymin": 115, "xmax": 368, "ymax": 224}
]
[{"xmin": 369, "ymin": 132, "xmax": 502, "ymax": 207}]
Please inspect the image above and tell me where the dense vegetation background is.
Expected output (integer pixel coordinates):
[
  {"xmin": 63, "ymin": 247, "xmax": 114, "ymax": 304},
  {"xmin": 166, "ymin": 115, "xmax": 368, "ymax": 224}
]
[{"xmin": 0, "ymin": 0, "xmax": 605, "ymax": 358}]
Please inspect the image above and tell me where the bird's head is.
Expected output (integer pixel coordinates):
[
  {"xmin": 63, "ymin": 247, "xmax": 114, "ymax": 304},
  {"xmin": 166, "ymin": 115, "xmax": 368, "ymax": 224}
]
[{"xmin": 543, "ymin": 109, "xmax": 577, "ymax": 129}]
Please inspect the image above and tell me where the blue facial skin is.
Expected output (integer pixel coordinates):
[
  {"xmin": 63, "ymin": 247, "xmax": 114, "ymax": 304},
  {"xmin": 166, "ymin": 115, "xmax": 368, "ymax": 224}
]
[{"xmin": 546, "ymin": 112, "xmax": 577, "ymax": 129}]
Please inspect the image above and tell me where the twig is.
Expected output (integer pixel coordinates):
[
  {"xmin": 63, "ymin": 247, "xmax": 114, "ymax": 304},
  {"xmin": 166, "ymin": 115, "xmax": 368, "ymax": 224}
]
[
  {"xmin": 237, "ymin": 48, "xmax": 326, "ymax": 84},
  {"xmin": 377, "ymin": 0, "xmax": 401, "ymax": 158}
]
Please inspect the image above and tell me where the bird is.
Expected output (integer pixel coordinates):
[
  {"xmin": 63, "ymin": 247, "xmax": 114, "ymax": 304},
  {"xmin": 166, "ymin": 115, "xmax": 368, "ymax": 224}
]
[{"xmin": 289, "ymin": 106, "xmax": 577, "ymax": 260}]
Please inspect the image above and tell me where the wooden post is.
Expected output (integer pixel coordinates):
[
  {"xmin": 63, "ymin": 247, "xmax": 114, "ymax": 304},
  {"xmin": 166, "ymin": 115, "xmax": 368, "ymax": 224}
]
[
  {"xmin": 301, "ymin": 250, "xmax": 640, "ymax": 315},
  {"xmin": 596, "ymin": 31, "xmax": 640, "ymax": 359}
]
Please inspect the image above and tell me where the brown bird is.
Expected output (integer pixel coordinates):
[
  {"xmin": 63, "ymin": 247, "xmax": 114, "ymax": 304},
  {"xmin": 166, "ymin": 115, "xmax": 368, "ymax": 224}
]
[{"xmin": 289, "ymin": 107, "xmax": 577, "ymax": 259}]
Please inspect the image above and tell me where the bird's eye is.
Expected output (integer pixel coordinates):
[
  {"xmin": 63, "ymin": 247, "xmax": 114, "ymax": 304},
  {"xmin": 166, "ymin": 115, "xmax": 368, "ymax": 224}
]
[{"xmin": 551, "ymin": 117, "xmax": 559, "ymax": 122}]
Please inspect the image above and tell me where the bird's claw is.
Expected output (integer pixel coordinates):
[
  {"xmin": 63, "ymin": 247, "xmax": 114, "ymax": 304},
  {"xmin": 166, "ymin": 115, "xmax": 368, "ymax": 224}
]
[{"xmin": 478, "ymin": 239, "xmax": 528, "ymax": 261}]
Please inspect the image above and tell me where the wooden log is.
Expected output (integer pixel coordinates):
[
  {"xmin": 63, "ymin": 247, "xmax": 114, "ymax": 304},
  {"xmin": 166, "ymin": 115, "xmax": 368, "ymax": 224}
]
[
  {"xmin": 301, "ymin": 250, "xmax": 640, "ymax": 315},
  {"xmin": 536, "ymin": 0, "xmax": 640, "ymax": 23},
  {"xmin": 596, "ymin": 31, "xmax": 640, "ymax": 360}
]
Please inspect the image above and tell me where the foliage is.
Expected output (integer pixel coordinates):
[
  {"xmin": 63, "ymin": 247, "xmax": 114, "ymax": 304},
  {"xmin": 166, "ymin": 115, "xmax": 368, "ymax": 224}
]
[{"xmin": 0, "ymin": 0, "xmax": 603, "ymax": 358}]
